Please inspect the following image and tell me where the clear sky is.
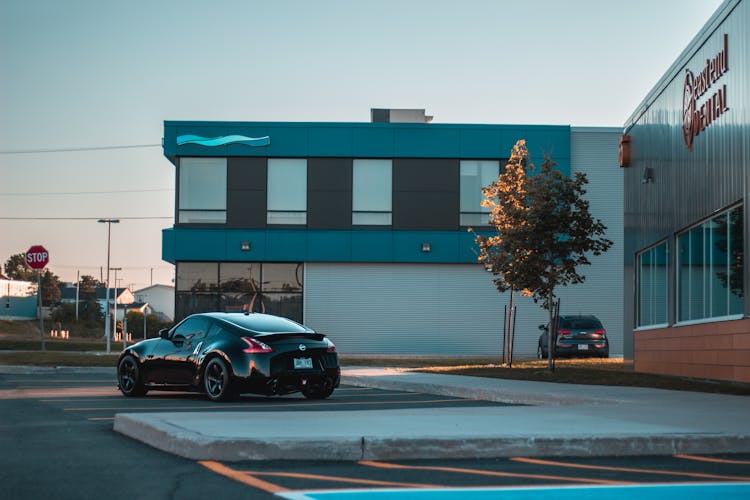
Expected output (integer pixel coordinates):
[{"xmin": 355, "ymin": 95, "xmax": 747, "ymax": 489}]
[{"xmin": 0, "ymin": 0, "xmax": 725, "ymax": 290}]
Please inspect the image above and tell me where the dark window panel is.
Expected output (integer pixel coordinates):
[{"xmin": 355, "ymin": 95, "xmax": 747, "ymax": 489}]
[
  {"xmin": 393, "ymin": 191, "xmax": 460, "ymax": 230},
  {"xmin": 393, "ymin": 158, "xmax": 459, "ymax": 192},
  {"xmin": 308, "ymin": 158, "xmax": 352, "ymax": 191},
  {"xmin": 228, "ymin": 157, "xmax": 267, "ymax": 190},
  {"xmin": 308, "ymin": 190, "xmax": 352, "ymax": 229},
  {"xmin": 227, "ymin": 190, "xmax": 267, "ymax": 228}
]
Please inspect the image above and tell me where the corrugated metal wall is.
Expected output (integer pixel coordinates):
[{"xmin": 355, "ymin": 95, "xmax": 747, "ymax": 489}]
[
  {"xmin": 568, "ymin": 128, "xmax": 624, "ymax": 355},
  {"xmin": 623, "ymin": 0, "xmax": 749, "ymax": 357},
  {"xmin": 304, "ymin": 128, "xmax": 624, "ymax": 357}
]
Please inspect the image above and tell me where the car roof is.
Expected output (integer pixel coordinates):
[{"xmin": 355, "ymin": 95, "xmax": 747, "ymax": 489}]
[
  {"xmin": 560, "ymin": 315, "xmax": 600, "ymax": 321},
  {"xmin": 197, "ymin": 312, "xmax": 313, "ymax": 334}
]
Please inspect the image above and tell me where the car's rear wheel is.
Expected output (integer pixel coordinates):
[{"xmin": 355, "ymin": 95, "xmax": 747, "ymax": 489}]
[
  {"xmin": 537, "ymin": 343, "xmax": 547, "ymax": 360},
  {"xmin": 302, "ymin": 377, "xmax": 335, "ymax": 400},
  {"xmin": 118, "ymin": 354, "xmax": 147, "ymax": 397},
  {"xmin": 203, "ymin": 357, "xmax": 235, "ymax": 402}
]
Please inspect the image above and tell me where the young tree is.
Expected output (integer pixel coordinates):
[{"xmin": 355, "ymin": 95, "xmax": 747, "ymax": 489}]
[
  {"xmin": 473, "ymin": 140, "xmax": 613, "ymax": 370},
  {"xmin": 4, "ymin": 253, "xmax": 35, "ymax": 281},
  {"xmin": 77, "ymin": 275, "xmax": 105, "ymax": 322}
]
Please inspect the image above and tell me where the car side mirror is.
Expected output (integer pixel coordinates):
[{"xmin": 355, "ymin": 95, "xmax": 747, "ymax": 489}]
[
  {"xmin": 538, "ymin": 324, "xmax": 546, "ymax": 331},
  {"xmin": 159, "ymin": 328, "xmax": 169, "ymax": 340}
]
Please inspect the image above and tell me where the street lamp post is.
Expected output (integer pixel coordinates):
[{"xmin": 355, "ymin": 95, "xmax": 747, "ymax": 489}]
[
  {"xmin": 98, "ymin": 219, "xmax": 119, "ymax": 354},
  {"xmin": 111, "ymin": 267, "xmax": 122, "ymax": 349}
]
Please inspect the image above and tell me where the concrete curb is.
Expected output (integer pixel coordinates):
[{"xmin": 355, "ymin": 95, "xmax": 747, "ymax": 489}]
[
  {"xmin": 114, "ymin": 413, "xmax": 365, "ymax": 461},
  {"xmin": 114, "ymin": 412, "xmax": 750, "ymax": 461},
  {"xmin": 361, "ymin": 434, "xmax": 750, "ymax": 460}
]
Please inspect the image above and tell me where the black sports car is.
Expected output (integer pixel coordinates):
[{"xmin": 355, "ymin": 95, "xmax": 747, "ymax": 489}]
[{"xmin": 116, "ymin": 312, "xmax": 340, "ymax": 401}]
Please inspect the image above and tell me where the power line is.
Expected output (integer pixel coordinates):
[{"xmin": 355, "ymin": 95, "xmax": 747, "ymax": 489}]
[
  {"xmin": 0, "ymin": 188, "xmax": 173, "ymax": 196},
  {"xmin": 0, "ymin": 216, "xmax": 172, "ymax": 220},
  {"xmin": 0, "ymin": 144, "xmax": 161, "ymax": 154}
]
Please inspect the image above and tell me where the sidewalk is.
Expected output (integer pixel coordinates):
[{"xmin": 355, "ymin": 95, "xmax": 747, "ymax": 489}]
[{"xmin": 112, "ymin": 367, "xmax": 750, "ymax": 462}]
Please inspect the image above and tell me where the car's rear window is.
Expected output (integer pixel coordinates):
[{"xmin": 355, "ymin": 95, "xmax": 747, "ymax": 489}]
[
  {"xmin": 561, "ymin": 318, "xmax": 602, "ymax": 329},
  {"xmin": 221, "ymin": 314, "xmax": 311, "ymax": 334}
]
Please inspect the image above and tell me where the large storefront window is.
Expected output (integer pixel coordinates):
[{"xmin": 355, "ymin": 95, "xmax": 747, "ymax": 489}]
[
  {"xmin": 178, "ymin": 158, "xmax": 227, "ymax": 224},
  {"xmin": 636, "ymin": 241, "xmax": 668, "ymax": 328},
  {"xmin": 175, "ymin": 262, "xmax": 304, "ymax": 322},
  {"xmin": 677, "ymin": 205, "xmax": 743, "ymax": 323},
  {"xmin": 460, "ymin": 160, "xmax": 499, "ymax": 226}
]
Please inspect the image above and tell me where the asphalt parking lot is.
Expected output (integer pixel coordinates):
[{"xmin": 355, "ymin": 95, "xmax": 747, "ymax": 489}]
[
  {"xmin": 2, "ymin": 371, "xmax": 518, "ymax": 418},
  {"xmin": 3, "ymin": 370, "xmax": 750, "ymax": 499}
]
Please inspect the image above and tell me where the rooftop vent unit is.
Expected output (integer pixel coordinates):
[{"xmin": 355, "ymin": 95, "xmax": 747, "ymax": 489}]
[{"xmin": 371, "ymin": 108, "xmax": 433, "ymax": 123}]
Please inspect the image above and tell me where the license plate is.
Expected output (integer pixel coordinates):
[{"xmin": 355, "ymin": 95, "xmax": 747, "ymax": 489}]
[
  {"xmin": 577, "ymin": 344, "xmax": 588, "ymax": 351},
  {"xmin": 294, "ymin": 357, "xmax": 313, "ymax": 369}
]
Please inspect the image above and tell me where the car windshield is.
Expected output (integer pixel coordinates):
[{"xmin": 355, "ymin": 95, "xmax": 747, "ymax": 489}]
[{"xmin": 560, "ymin": 317, "xmax": 602, "ymax": 329}]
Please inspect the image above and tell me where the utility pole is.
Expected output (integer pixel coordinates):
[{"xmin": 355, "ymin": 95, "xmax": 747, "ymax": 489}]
[
  {"xmin": 75, "ymin": 270, "xmax": 80, "ymax": 321},
  {"xmin": 98, "ymin": 219, "xmax": 119, "ymax": 354}
]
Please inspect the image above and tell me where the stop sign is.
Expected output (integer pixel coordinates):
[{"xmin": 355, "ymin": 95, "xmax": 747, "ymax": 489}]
[{"xmin": 25, "ymin": 245, "xmax": 49, "ymax": 270}]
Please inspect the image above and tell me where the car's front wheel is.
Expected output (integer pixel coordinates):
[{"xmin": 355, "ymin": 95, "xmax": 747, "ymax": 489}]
[
  {"xmin": 118, "ymin": 354, "xmax": 147, "ymax": 397},
  {"xmin": 203, "ymin": 357, "xmax": 235, "ymax": 402}
]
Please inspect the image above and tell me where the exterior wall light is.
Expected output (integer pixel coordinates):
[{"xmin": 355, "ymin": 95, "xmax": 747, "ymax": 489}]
[
  {"xmin": 421, "ymin": 242, "xmax": 431, "ymax": 253},
  {"xmin": 241, "ymin": 242, "xmax": 251, "ymax": 252}
]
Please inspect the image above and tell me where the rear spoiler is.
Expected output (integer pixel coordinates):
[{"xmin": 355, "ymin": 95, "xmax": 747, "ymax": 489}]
[{"xmin": 254, "ymin": 332, "xmax": 325, "ymax": 342}]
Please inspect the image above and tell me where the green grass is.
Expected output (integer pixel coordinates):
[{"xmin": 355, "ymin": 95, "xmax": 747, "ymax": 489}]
[
  {"xmin": 0, "ymin": 351, "xmax": 119, "ymax": 367},
  {"xmin": 409, "ymin": 358, "xmax": 750, "ymax": 395},
  {"xmin": 0, "ymin": 338, "xmax": 109, "ymax": 352}
]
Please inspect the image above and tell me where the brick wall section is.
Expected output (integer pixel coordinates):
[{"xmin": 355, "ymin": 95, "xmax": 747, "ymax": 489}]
[{"xmin": 633, "ymin": 319, "xmax": 750, "ymax": 384}]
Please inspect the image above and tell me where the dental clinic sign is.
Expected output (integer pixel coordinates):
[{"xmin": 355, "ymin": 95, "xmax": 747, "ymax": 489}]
[{"xmin": 682, "ymin": 34, "xmax": 730, "ymax": 152}]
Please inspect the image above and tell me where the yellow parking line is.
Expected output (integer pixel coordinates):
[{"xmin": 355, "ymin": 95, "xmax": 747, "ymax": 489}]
[
  {"xmin": 358, "ymin": 460, "xmax": 628, "ymax": 485},
  {"xmin": 199, "ymin": 461, "xmax": 289, "ymax": 494},
  {"xmin": 675, "ymin": 454, "xmax": 750, "ymax": 465},
  {"xmin": 512, "ymin": 457, "xmax": 750, "ymax": 482},
  {"xmin": 242, "ymin": 470, "xmax": 438, "ymax": 488}
]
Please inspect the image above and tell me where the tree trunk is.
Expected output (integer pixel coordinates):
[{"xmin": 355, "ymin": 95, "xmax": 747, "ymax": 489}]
[{"xmin": 547, "ymin": 295, "xmax": 554, "ymax": 372}]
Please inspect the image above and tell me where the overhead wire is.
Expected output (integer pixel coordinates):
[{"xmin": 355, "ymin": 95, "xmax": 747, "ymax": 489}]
[
  {"xmin": 0, "ymin": 188, "xmax": 173, "ymax": 196},
  {"xmin": 0, "ymin": 144, "xmax": 161, "ymax": 154}
]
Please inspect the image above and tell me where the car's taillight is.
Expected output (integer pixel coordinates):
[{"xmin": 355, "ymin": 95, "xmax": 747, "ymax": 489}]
[
  {"xmin": 557, "ymin": 329, "xmax": 572, "ymax": 338},
  {"xmin": 241, "ymin": 337, "xmax": 273, "ymax": 353},
  {"xmin": 594, "ymin": 329, "xmax": 606, "ymax": 337},
  {"xmin": 324, "ymin": 337, "xmax": 337, "ymax": 353}
]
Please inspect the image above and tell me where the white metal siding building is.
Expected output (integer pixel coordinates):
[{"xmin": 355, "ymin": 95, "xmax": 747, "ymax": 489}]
[{"xmin": 302, "ymin": 128, "xmax": 623, "ymax": 357}]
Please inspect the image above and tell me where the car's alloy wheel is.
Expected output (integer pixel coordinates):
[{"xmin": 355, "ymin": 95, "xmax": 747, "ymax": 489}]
[
  {"xmin": 302, "ymin": 377, "xmax": 335, "ymax": 400},
  {"xmin": 203, "ymin": 357, "xmax": 234, "ymax": 401},
  {"xmin": 118, "ymin": 354, "xmax": 147, "ymax": 397}
]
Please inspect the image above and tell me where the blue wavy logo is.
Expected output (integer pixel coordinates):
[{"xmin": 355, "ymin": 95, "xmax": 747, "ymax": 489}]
[{"xmin": 176, "ymin": 134, "xmax": 271, "ymax": 147}]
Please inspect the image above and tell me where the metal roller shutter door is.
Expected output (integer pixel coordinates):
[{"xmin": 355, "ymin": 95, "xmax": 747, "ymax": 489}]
[{"xmin": 304, "ymin": 263, "xmax": 504, "ymax": 355}]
